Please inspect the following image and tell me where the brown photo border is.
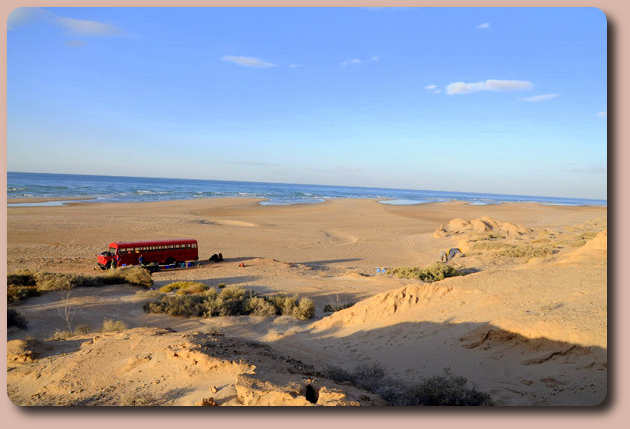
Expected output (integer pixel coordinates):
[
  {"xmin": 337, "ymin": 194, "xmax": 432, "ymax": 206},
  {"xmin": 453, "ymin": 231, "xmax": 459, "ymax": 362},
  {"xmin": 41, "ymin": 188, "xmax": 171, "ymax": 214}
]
[{"xmin": 1, "ymin": 1, "xmax": 622, "ymax": 427}]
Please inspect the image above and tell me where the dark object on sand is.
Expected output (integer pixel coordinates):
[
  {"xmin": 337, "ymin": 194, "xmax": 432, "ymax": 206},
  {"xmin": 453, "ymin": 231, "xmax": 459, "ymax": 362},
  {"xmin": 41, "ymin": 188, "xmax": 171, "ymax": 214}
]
[
  {"xmin": 209, "ymin": 253, "xmax": 224, "ymax": 262},
  {"xmin": 440, "ymin": 248, "xmax": 465, "ymax": 262}
]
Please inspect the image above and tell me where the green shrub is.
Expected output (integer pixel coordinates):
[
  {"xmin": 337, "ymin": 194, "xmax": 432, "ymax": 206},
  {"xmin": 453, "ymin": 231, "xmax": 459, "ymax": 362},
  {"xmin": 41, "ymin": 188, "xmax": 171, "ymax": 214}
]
[
  {"xmin": 530, "ymin": 238, "xmax": 551, "ymax": 244},
  {"xmin": 73, "ymin": 324, "xmax": 91, "ymax": 335},
  {"xmin": 49, "ymin": 329, "xmax": 74, "ymax": 340},
  {"xmin": 159, "ymin": 284, "xmax": 179, "ymax": 293},
  {"xmin": 7, "ymin": 271, "xmax": 36, "ymax": 286},
  {"xmin": 6, "ymin": 268, "xmax": 153, "ymax": 304},
  {"xmin": 102, "ymin": 267, "xmax": 153, "ymax": 288},
  {"xmin": 323, "ymin": 364, "xmax": 493, "ymax": 406},
  {"xmin": 143, "ymin": 286, "xmax": 315, "ymax": 320},
  {"xmin": 387, "ymin": 263, "xmax": 464, "ymax": 282},
  {"xmin": 158, "ymin": 281, "xmax": 208, "ymax": 294},
  {"xmin": 7, "ymin": 285, "xmax": 41, "ymax": 305},
  {"xmin": 496, "ymin": 245, "xmax": 554, "ymax": 260},
  {"xmin": 101, "ymin": 318, "xmax": 128, "ymax": 333},
  {"xmin": 8, "ymin": 309, "xmax": 27, "ymax": 329},
  {"xmin": 292, "ymin": 297, "xmax": 315, "ymax": 320},
  {"xmin": 323, "ymin": 295, "xmax": 356, "ymax": 313},
  {"xmin": 175, "ymin": 282, "xmax": 209, "ymax": 295},
  {"xmin": 472, "ymin": 242, "xmax": 513, "ymax": 251},
  {"xmin": 33, "ymin": 272, "xmax": 78, "ymax": 291},
  {"xmin": 245, "ymin": 296, "xmax": 278, "ymax": 316}
]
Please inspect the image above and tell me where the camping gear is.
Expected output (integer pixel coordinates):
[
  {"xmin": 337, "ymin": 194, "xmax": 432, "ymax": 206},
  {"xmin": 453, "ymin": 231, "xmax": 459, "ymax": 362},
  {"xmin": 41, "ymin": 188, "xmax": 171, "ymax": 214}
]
[{"xmin": 448, "ymin": 248, "xmax": 464, "ymax": 259}]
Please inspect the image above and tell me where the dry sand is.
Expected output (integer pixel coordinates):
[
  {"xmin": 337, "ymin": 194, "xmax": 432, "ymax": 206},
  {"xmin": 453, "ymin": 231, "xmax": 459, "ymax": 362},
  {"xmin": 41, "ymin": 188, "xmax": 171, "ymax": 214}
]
[{"xmin": 6, "ymin": 198, "xmax": 607, "ymax": 406}]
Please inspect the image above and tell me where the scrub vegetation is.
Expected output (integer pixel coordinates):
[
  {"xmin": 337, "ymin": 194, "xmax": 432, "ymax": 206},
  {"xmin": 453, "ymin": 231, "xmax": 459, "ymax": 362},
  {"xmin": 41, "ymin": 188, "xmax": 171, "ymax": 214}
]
[
  {"xmin": 386, "ymin": 263, "xmax": 464, "ymax": 282},
  {"xmin": 323, "ymin": 364, "xmax": 493, "ymax": 406},
  {"xmin": 7, "ymin": 267, "xmax": 153, "ymax": 304},
  {"xmin": 143, "ymin": 285, "xmax": 315, "ymax": 320}
]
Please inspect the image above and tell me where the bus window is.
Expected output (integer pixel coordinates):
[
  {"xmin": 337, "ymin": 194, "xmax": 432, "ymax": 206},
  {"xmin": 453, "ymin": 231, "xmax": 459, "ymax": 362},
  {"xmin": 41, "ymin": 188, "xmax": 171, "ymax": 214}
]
[
  {"xmin": 119, "ymin": 248, "xmax": 127, "ymax": 254},
  {"xmin": 192, "ymin": 243, "xmax": 197, "ymax": 249}
]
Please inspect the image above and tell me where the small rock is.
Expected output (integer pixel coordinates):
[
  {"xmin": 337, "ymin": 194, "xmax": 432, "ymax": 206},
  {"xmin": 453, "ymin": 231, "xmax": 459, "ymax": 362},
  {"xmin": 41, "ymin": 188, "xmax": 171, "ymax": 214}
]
[
  {"xmin": 210, "ymin": 386, "xmax": 218, "ymax": 393},
  {"xmin": 195, "ymin": 397, "xmax": 218, "ymax": 406}
]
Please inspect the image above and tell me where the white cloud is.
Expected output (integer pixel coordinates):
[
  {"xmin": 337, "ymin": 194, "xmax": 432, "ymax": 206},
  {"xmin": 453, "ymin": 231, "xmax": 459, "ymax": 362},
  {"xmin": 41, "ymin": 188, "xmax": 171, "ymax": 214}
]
[
  {"xmin": 424, "ymin": 85, "xmax": 437, "ymax": 90},
  {"xmin": 7, "ymin": 7, "xmax": 47, "ymax": 29},
  {"xmin": 477, "ymin": 23, "xmax": 490, "ymax": 29},
  {"xmin": 221, "ymin": 56, "xmax": 277, "ymax": 68},
  {"xmin": 341, "ymin": 55, "xmax": 379, "ymax": 67},
  {"xmin": 423, "ymin": 84, "xmax": 440, "ymax": 94},
  {"xmin": 8, "ymin": 7, "xmax": 124, "ymax": 36},
  {"xmin": 598, "ymin": 111, "xmax": 607, "ymax": 117},
  {"xmin": 289, "ymin": 64, "xmax": 302, "ymax": 69},
  {"xmin": 446, "ymin": 79, "xmax": 533, "ymax": 95},
  {"xmin": 522, "ymin": 93, "xmax": 559, "ymax": 102},
  {"xmin": 341, "ymin": 58, "xmax": 362, "ymax": 67},
  {"xmin": 56, "ymin": 16, "xmax": 123, "ymax": 36}
]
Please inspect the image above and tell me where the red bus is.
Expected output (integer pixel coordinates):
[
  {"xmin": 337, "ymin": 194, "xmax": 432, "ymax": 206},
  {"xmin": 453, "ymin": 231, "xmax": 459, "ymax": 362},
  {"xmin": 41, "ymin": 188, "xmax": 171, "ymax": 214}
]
[{"xmin": 97, "ymin": 239, "xmax": 199, "ymax": 269}]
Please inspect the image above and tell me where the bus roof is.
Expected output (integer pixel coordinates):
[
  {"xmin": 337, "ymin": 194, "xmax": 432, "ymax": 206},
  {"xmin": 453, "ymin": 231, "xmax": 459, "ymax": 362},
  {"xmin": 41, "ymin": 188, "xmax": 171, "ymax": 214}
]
[{"xmin": 110, "ymin": 239, "xmax": 197, "ymax": 248}]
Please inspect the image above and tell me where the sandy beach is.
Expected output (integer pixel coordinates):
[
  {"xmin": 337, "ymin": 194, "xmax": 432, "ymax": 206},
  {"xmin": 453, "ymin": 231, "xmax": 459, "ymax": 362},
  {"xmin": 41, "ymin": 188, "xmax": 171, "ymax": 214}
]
[{"xmin": 7, "ymin": 198, "xmax": 607, "ymax": 406}]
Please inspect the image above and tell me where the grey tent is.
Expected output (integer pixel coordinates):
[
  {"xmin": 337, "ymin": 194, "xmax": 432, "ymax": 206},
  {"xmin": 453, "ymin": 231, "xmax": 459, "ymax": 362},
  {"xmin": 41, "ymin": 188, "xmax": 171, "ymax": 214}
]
[
  {"xmin": 441, "ymin": 248, "xmax": 465, "ymax": 262},
  {"xmin": 448, "ymin": 248, "xmax": 464, "ymax": 259}
]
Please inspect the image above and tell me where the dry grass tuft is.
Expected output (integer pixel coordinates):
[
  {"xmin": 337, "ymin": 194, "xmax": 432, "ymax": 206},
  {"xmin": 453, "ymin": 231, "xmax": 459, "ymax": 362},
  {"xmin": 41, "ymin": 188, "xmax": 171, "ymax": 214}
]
[{"xmin": 101, "ymin": 318, "xmax": 128, "ymax": 333}]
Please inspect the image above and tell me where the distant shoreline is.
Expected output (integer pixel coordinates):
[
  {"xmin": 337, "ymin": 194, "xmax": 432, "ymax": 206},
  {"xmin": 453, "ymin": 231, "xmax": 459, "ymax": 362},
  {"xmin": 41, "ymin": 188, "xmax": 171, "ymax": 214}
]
[{"xmin": 6, "ymin": 195, "xmax": 608, "ymax": 209}]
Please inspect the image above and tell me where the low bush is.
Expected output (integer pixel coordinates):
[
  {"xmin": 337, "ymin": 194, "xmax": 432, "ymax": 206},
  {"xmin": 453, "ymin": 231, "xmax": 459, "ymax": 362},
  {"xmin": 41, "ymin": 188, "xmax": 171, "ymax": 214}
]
[
  {"xmin": 143, "ymin": 286, "xmax": 315, "ymax": 320},
  {"xmin": 101, "ymin": 318, "xmax": 128, "ymax": 333},
  {"xmin": 47, "ymin": 324, "xmax": 92, "ymax": 340},
  {"xmin": 102, "ymin": 267, "xmax": 153, "ymax": 288},
  {"xmin": 8, "ymin": 309, "xmax": 27, "ymax": 329},
  {"xmin": 472, "ymin": 242, "xmax": 513, "ymax": 251},
  {"xmin": 6, "ymin": 267, "xmax": 153, "ymax": 304},
  {"xmin": 387, "ymin": 263, "xmax": 464, "ymax": 282},
  {"xmin": 323, "ymin": 295, "xmax": 356, "ymax": 313},
  {"xmin": 323, "ymin": 364, "xmax": 493, "ymax": 406},
  {"xmin": 7, "ymin": 271, "xmax": 36, "ymax": 286},
  {"xmin": 496, "ymin": 245, "xmax": 554, "ymax": 260},
  {"xmin": 7, "ymin": 285, "xmax": 41, "ymax": 305},
  {"xmin": 158, "ymin": 281, "xmax": 208, "ymax": 294}
]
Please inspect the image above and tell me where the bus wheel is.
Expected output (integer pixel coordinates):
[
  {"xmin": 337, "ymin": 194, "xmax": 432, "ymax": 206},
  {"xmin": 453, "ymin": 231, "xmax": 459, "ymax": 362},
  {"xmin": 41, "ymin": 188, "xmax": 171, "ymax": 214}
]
[
  {"xmin": 166, "ymin": 257, "xmax": 176, "ymax": 265},
  {"xmin": 106, "ymin": 261, "xmax": 112, "ymax": 269}
]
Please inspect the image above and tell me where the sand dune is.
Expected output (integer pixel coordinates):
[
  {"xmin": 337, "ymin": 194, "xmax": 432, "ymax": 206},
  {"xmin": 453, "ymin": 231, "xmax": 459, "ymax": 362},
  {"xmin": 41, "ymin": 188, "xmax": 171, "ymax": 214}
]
[{"xmin": 7, "ymin": 198, "xmax": 607, "ymax": 406}]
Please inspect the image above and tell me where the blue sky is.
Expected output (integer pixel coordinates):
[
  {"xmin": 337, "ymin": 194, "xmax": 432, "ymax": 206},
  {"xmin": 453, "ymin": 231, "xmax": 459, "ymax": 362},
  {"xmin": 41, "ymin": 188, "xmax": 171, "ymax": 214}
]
[{"xmin": 7, "ymin": 7, "xmax": 607, "ymax": 199}]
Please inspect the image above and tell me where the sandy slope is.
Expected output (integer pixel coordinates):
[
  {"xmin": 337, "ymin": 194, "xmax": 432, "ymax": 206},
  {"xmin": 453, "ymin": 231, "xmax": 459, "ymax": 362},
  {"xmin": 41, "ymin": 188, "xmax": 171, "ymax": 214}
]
[{"xmin": 7, "ymin": 198, "xmax": 607, "ymax": 406}]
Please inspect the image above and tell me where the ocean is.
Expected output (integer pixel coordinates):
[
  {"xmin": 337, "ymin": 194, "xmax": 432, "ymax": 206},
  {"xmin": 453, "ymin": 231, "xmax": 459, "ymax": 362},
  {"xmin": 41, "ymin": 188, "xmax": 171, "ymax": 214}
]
[{"xmin": 7, "ymin": 172, "xmax": 607, "ymax": 207}]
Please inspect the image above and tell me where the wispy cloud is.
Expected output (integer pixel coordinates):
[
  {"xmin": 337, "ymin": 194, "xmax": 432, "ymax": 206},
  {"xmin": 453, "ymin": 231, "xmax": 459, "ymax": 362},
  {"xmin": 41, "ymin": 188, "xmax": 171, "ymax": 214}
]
[
  {"xmin": 477, "ymin": 23, "xmax": 490, "ymax": 29},
  {"xmin": 56, "ymin": 16, "xmax": 123, "ymax": 36},
  {"xmin": 289, "ymin": 64, "xmax": 302, "ymax": 69},
  {"xmin": 8, "ymin": 7, "xmax": 124, "ymax": 37},
  {"xmin": 598, "ymin": 111, "xmax": 607, "ymax": 117},
  {"xmin": 341, "ymin": 58, "xmax": 362, "ymax": 67},
  {"xmin": 446, "ymin": 79, "xmax": 533, "ymax": 95},
  {"xmin": 522, "ymin": 93, "xmax": 559, "ymax": 102},
  {"xmin": 340, "ymin": 55, "xmax": 380, "ymax": 67},
  {"xmin": 424, "ymin": 84, "xmax": 440, "ymax": 94},
  {"xmin": 65, "ymin": 40, "xmax": 86, "ymax": 47},
  {"xmin": 221, "ymin": 56, "xmax": 277, "ymax": 68}
]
